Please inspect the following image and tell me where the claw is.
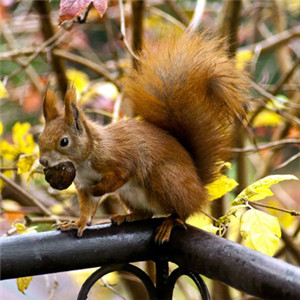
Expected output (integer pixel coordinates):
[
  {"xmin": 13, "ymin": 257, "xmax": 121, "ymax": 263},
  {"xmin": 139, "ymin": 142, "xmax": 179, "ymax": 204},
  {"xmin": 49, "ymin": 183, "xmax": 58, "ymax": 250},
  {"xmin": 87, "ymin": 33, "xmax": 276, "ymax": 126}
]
[
  {"xmin": 110, "ymin": 214, "xmax": 128, "ymax": 225},
  {"xmin": 53, "ymin": 219, "xmax": 88, "ymax": 237},
  {"xmin": 155, "ymin": 216, "xmax": 187, "ymax": 244}
]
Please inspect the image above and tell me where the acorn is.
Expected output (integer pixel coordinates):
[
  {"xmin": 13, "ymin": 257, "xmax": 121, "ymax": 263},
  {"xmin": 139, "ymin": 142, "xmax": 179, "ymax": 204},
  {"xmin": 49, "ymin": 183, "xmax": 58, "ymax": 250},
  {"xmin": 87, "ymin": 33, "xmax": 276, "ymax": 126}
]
[{"xmin": 44, "ymin": 161, "xmax": 76, "ymax": 190}]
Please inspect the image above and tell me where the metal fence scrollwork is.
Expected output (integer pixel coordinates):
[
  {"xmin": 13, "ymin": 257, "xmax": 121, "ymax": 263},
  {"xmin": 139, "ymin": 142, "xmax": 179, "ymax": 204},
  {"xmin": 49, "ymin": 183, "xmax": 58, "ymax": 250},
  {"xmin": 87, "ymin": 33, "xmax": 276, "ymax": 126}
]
[{"xmin": 77, "ymin": 262, "xmax": 211, "ymax": 300}]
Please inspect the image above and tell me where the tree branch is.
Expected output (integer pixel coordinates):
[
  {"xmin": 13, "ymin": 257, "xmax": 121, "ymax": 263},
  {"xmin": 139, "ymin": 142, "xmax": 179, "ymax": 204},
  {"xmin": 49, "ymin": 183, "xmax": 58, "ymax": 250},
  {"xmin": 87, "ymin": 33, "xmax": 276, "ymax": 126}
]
[
  {"xmin": 0, "ymin": 173, "xmax": 52, "ymax": 216},
  {"xmin": 231, "ymin": 139, "xmax": 300, "ymax": 153},
  {"xmin": 34, "ymin": 0, "xmax": 68, "ymax": 97}
]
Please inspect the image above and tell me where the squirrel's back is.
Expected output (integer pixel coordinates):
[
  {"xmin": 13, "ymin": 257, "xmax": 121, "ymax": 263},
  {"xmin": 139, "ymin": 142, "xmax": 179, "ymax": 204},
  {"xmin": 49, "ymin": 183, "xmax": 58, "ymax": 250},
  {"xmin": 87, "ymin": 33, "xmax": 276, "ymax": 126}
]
[{"xmin": 122, "ymin": 32, "xmax": 248, "ymax": 185}]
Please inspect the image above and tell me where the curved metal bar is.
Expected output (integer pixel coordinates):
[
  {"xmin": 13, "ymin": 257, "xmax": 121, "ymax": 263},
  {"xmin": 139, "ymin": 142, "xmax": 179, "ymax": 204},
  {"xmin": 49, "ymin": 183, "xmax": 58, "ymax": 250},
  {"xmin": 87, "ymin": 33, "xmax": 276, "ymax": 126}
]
[
  {"xmin": 1, "ymin": 219, "xmax": 300, "ymax": 299},
  {"xmin": 77, "ymin": 263, "xmax": 157, "ymax": 300},
  {"xmin": 165, "ymin": 268, "xmax": 211, "ymax": 300}
]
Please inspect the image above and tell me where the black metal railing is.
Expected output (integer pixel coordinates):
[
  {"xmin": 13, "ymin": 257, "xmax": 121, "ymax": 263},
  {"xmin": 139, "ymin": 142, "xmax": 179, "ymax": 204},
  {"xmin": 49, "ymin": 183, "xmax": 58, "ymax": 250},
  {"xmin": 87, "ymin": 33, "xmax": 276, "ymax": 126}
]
[{"xmin": 1, "ymin": 218, "xmax": 300, "ymax": 299}]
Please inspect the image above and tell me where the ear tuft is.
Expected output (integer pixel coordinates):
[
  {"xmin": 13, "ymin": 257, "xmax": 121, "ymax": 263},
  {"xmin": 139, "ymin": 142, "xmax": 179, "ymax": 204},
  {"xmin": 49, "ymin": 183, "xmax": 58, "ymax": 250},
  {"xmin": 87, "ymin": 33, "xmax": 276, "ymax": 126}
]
[
  {"xmin": 64, "ymin": 86, "xmax": 83, "ymax": 133},
  {"xmin": 43, "ymin": 89, "xmax": 60, "ymax": 122},
  {"xmin": 65, "ymin": 85, "xmax": 77, "ymax": 106}
]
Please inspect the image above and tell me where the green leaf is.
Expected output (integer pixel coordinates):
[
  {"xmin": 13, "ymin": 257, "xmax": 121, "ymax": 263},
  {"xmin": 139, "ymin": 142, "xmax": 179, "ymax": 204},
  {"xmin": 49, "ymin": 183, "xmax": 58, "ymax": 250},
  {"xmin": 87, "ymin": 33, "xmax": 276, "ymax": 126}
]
[
  {"xmin": 240, "ymin": 209, "xmax": 281, "ymax": 256},
  {"xmin": 233, "ymin": 175, "xmax": 298, "ymax": 205}
]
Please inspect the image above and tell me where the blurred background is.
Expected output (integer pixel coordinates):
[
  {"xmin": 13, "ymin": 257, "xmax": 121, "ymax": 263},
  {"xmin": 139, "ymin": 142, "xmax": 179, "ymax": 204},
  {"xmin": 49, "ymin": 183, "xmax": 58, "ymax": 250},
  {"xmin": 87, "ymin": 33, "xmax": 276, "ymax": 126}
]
[{"xmin": 0, "ymin": 0, "xmax": 299, "ymax": 299}]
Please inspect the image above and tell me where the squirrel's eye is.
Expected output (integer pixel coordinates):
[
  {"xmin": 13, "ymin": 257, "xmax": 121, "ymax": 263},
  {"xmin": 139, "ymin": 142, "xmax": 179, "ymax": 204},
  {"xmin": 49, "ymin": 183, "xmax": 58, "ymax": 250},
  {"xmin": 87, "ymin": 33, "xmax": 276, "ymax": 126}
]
[{"xmin": 60, "ymin": 138, "xmax": 69, "ymax": 147}]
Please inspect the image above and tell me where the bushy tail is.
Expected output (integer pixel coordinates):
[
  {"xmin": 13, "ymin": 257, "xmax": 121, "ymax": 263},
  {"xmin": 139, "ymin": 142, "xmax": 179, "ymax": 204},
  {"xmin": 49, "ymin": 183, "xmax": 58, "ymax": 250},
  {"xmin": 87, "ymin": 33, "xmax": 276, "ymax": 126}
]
[{"xmin": 122, "ymin": 32, "xmax": 248, "ymax": 185}]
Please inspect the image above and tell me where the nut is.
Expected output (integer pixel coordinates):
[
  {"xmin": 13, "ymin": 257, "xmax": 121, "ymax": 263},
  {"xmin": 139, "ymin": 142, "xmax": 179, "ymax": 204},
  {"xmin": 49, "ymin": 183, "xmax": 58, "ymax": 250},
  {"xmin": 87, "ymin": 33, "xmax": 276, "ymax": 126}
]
[{"xmin": 44, "ymin": 161, "xmax": 76, "ymax": 190}]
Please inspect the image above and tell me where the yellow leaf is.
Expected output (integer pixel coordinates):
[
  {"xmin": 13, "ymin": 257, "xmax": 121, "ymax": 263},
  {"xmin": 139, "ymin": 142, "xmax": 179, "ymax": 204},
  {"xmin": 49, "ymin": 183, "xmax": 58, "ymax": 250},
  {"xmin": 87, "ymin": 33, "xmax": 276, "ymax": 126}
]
[
  {"xmin": 14, "ymin": 223, "xmax": 27, "ymax": 234},
  {"xmin": 0, "ymin": 170, "xmax": 13, "ymax": 193},
  {"xmin": 253, "ymin": 110, "xmax": 283, "ymax": 127},
  {"xmin": 233, "ymin": 175, "xmax": 298, "ymax": 205},
  {"xmin": 240, "ymin": 209, "xmax": 281, "ymax": 256},
  {"xmin": 0, "ymin": 140, "xmax": 18, "ymax": 161},
  {"xmin": 102, "ymin": 272, "xmax": 119, "ymax": 286},
  {"xmin": 17, "ymin": 276, "xmax": 33, "ymax": 294},
  {"xmin": 283, "ymin": 0, "xmax": 300, "ymax": 16},
  {"xmin": 12, "ymin": 122, "xmax": 35, "ymax": 155},
  {"xmin": 2, "ymin": 199, "xmax": 22, "ymax": 211},
  {"xmin": 17, "ymin": 154, "xmax": 37, "ymax": 174},
  {"xmin": 236, "ymin": 50, "xmax": 253, "ymax": 70},
  {"xmin": 13, "ymin": 223, "xmax": 37, "ymax": 235},
  {"xmin": 187, "ymin": 213, "xmax": 212, "ymax": 228},
  {"xmin": 81, "ymin": 82, "xmax": 119, "ymax": 105},
  {"xmin": 12, "ymin": 122, "xmax": 31, "ymax": 144},
  {"xmin": 0, "ymin": 123, "xmax": 35, "ymax": 161},
  {"xmin": 266, "ymin": 200, "xmax": 294, "ymax": 229},
  {"xmin": 70, "ymin": 268, "xmax": 100, "ymax": 286},
  {"xmin": 25, "ymin": 158, "xmax": 40, "ymax": 186},
  {"xmin": 201, "ymin": 223, "xmax": 219, "ymax": 235},
  {"xmin": 66, "ymin": 69, "xmax": 90, "ymax": 94},
  {"xmin": 0, "ymin": 81, "xmax": 9, "ymax": 98},
  {"xmin": 50, "ymin": 204, "xmax": 64, "ymax": 215},
  {"xmin": 206, "ymin": 174, "xmax": 238, "ymax": 201}
]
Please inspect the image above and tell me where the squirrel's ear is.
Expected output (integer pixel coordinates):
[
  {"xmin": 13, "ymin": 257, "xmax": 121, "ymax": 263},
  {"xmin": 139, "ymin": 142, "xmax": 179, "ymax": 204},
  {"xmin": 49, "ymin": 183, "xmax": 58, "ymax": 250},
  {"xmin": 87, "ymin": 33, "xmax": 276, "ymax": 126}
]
[
  {"xmin": 43, "ymin": 89, "xmax": 60, "ymax": 122},
  {"xmin": 64, "ymin": 86, "xmax": 83, "ymax": 133}
]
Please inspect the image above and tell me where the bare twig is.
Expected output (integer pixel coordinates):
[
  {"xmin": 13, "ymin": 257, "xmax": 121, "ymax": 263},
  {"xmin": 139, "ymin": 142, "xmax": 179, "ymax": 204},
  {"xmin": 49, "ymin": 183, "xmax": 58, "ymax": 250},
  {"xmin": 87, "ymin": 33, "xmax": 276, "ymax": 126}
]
[
  {"xmin": 274, "ymin": 152, "xmax": 300, "ymax": 170},
  {"xmin": 0, "ymin": 48, "xmax": 36, "ymax": 60},
  {"xmin": 52, "ymin": 49, "xmax": 121, "ymax": 89},
  {"xmin": 113, "ymin": 93, "xmax": 124, "ymax": 123},
  {"xmin": 1, "ymin": 47, "xmax": 121, "ymax": 89},
  {"xmin": 118, "ymin": 0, "xmax": 139, "ymax": 61},
  {"xmin": 0, "ymin": 167, "xmax": 18, "ymax": 171},
  {"xmin": 231, "ymin": 139, "xmax": 300, "ymax": 153},
  {"xmin": 242, "ymin": 25, "xmax": 300, "ymax": 54},
  {"xmin": 6, "ymin": 29, "xmax": 65, "ymax": 81},
  {"xmin": 0, "ymin": 173, "xmax": 52, "ymax": 216},
  {"xmin": 101, "ymin": 278, "xmax": 128, "ymax": 300},
  {"xmin": 25, "ymin": 215, "xmax": 76, "ymax": 225},
  {"xmin": 147, "ymin": 6, "xmax": 186, "ymax": 31},
  {"xmin": 34, "ymin": 0, "xmax": 68, "ymax": 96},
  {"xmin": 219, "ymin": 0, "xmax": 245, "ymax": 193},
  {"xmin": 85, "ymin": 108, "xmax": 115, "ymax": 120},
  {"xmin": 77, "ymin": 2, "xmax": 93, "ymax": 24},
  {"xmin": 280, "ymin": 228, "xmax": 300, "ymax": 265},
  {"xmin": 271, "ymin": 56, "xmax": 300, "ymax": 96},
  {"xmin": 250, "ymin": 80, "xmax": 300, "ymax": 109},
  {"xmin": 131, "ymin": 0, "xmax": 144, "ymax": 68},
  {"xmin": 164, "ymin": 0, "xmax": 189, "ymax": 26},
  {"xmin": 219, "ymin": 0, "xmax": 242, "ymax": 57},
  {"xmin": 249, "ymin": 201, "xmax": 300, "ymax": 216},
  {"xmin": 48, "ymin": 280, "xmax": 59, "ymax": 300},
  {"xmin": 254, "ymin": 98, "xmax": 300, "ymax": 127},
  {"xmin": 103, "ymin": 18, "xmax": 123, "ymax": 76},
  {"xmin": 0, "ymin": 21, "xmax": 43, "ymax": 93},
  {"xmin": 187, "ymin": 0, "xmax": 206, "ymax": 32}
]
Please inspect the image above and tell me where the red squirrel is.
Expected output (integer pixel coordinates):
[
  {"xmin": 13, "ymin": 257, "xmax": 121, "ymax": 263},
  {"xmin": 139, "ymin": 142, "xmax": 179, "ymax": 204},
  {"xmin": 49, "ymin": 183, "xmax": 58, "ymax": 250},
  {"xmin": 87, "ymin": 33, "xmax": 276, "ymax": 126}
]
[{"xmin": 38, "ymin": 32, "xmax": 248, "ymax": 243}]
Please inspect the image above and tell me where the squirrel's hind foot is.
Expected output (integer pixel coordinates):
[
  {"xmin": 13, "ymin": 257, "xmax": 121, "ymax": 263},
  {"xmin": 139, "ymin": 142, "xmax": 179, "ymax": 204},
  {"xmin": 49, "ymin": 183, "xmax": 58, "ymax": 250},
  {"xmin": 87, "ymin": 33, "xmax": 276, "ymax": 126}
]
[{"xmin": 155, "ymin": 216, "xmax": 187, "ymax": 244}]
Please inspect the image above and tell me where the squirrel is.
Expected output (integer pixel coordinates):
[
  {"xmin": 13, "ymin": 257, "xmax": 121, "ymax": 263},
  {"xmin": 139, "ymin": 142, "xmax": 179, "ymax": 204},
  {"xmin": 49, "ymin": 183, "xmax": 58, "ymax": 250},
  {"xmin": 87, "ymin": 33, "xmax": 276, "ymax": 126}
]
[{"xmin": 38, "ymin": 32, "xmax": 248, "ymax": 243}]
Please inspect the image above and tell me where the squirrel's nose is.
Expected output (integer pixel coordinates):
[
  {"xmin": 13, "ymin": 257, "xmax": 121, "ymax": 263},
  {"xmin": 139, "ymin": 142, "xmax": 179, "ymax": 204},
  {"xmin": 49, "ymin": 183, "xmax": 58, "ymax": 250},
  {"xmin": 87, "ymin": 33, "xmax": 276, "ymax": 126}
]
[{"xmin": 39, "ymin": 157, "xmax": 49, "ymax": 167}]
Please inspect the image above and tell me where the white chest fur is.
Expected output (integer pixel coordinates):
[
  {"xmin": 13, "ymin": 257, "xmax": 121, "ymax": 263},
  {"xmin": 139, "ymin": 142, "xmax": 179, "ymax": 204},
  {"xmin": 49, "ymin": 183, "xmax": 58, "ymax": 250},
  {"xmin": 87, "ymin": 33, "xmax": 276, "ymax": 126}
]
[
  {"xmin": 117, "ymin": 180, "xmax": 163, "ymax": 214},
  {"xmin": 74, "ymin": 160, "xmax": 102, "ymax": 190}
]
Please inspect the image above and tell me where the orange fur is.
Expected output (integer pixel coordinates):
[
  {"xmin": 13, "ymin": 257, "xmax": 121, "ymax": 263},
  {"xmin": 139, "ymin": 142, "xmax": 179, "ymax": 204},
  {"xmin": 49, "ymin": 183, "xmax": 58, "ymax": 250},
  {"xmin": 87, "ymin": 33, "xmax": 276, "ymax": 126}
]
[
  {"xmin": 122, "ymin": 32, "xmax": 248, "ymax": 185},
  {"xmin": 38, "ymin": 32, "xmax": 248, "ymax": 241}
]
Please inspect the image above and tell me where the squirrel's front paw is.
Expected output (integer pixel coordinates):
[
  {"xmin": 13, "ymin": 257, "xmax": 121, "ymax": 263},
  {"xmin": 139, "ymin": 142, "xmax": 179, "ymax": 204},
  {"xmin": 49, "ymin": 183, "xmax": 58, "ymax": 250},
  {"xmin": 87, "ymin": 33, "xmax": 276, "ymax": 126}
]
[{"xmin": 54, "ymin": 220, "xmax": 88, "ymax": 237}]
